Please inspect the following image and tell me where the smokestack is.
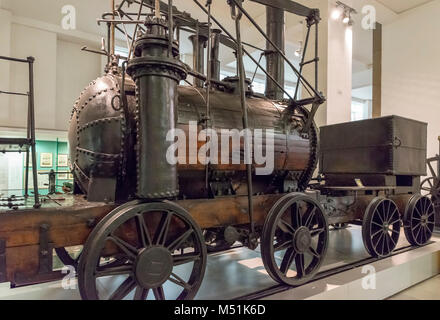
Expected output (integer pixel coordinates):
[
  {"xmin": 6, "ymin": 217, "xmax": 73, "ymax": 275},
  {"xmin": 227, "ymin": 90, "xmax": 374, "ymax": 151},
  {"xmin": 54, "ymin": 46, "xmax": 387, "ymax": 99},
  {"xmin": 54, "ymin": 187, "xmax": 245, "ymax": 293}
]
[
  {"xmin": 127, "ymin": 17, "xmax": 187, "ymax": 199},
  {"xmin": 210, "ymin": 29, "xmax": 222, "ymax": 81},
  {"xmin": 265, "ymin": 6, "xmax": 285, "ymax": 100},
  {"xmin": 189, "ymin": 34, "xmax": 208, "ymax": 87}
]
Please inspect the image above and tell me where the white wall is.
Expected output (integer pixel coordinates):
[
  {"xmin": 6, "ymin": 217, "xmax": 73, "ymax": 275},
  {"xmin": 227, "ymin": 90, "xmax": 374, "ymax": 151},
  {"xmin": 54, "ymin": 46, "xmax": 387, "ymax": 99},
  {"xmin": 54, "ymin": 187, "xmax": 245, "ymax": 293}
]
[
  {"xmin": 56, "ymin": 40, "xmax": 101, "ymax": 130},
  {"xmin": 9, "ymin": 23, "xmax": 57, "ymax": 129},
  {"xmin": 0, "ymin": 8, "xmax": 102, "ymax": 136},
  {"xmin": 0, "ymin": 9, "xmax": 12, "ymax": 123},
  {"xmin": 382, "ymin": 0, "xmax": 440, "ymax": 160}
]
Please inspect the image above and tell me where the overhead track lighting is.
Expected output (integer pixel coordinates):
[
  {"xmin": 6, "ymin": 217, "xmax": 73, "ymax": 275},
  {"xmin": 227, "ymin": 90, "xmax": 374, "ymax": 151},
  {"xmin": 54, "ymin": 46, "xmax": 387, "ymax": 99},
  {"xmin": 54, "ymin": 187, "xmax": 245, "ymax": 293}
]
[{"xmin": 333, "ymin": 1, "xmax": 356, "ymax": 26}]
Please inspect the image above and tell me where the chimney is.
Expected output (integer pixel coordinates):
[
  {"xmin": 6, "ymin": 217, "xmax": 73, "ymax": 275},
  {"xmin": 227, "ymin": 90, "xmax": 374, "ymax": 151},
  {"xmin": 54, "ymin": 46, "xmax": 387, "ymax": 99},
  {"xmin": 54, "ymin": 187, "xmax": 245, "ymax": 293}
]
[{"xmin": 265, "ymin": 6, "xmax": 285, "ymax": 100}]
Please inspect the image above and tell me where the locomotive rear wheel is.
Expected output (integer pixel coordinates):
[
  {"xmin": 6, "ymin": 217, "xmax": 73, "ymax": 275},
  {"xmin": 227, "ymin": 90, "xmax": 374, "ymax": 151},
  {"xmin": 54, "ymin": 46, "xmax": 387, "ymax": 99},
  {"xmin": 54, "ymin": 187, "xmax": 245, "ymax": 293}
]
[
  {"xmin": 404, "ymin": 195, "xmax": 435, "ymax": 246},
  {"xmin": 362, "ymin": 198, "xmax": 401, "ymax": 258},
  {"xmin": 78, "ymin": 201, "xmax": 207, "ymax": 300},
  {"xmin": 261, "ymin": 193, "xmax": 329, "ymax": 287}
]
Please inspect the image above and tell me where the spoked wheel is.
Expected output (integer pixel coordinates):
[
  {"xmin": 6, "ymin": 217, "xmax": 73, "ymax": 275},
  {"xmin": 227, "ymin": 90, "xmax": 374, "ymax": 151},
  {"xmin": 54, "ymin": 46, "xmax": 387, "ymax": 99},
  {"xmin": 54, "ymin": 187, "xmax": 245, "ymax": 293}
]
[
  {"xmin": 261, "ymin": 193, "xmax": 329, "ymax": 287},
  {"xmin": 404, "ymin": 195, "xmax": 435, "ymax": 246},
  {"xmin": 78, "ymin": 201, "xmax": 207, "ymax": 300},
  {"xmin": 362, "ymin": 197, "xmax": 401, "ymax": 258}
]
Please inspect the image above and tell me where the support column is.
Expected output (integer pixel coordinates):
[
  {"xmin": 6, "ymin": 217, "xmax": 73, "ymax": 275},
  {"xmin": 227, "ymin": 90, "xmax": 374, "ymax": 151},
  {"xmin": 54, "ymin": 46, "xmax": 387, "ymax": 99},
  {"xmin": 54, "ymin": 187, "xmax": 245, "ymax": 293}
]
[
  {"xmin": 372, "ymin": 22, "xmax": 382, "ymax": 118},
  {"xmin": 299, "ymin": 0, "xmax": 353, "ymax": 126}
]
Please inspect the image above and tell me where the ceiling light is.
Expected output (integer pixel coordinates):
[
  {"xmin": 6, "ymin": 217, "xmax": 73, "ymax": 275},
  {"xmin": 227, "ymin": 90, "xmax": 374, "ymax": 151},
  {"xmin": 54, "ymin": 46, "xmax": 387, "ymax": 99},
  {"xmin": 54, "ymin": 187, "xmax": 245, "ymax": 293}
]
[
  {"xmin": 342, "ymin": 13, "xmax": 350, "ymax": 24},
  {"xmin": 331, "ymin": 7, "xmax": 342, "ymax": 20}
]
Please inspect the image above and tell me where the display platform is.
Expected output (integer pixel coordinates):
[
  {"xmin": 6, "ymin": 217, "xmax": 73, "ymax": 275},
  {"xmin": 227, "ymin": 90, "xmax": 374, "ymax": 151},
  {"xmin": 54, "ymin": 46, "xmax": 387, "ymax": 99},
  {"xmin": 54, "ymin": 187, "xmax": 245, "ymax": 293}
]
[{"xmin": 0, "ymin": 226, "xmax": 438, "ymax": 300}]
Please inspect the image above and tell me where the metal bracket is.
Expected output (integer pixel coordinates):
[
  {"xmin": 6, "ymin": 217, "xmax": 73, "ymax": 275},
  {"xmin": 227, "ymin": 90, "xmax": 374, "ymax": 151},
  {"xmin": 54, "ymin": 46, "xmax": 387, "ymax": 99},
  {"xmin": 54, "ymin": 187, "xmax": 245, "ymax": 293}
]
[
  {"xmin": 0, "ymin": 239, "xmax": 6, "ymax": 282},
  {"xmin": 38, "ymin": 224, "xmax": 53, "ymax": 274}
]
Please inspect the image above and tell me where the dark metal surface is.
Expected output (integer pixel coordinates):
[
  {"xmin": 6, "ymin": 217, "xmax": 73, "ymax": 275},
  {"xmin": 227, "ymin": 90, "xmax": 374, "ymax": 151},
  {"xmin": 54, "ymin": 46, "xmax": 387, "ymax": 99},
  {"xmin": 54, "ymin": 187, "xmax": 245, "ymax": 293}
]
[
  {"xmin": 320, "ymin": 116, "xmax": 428, "ymax": 176},
  {"xmin": 127, "ymin": 17, "xmax": 187, "ymax": 200}
]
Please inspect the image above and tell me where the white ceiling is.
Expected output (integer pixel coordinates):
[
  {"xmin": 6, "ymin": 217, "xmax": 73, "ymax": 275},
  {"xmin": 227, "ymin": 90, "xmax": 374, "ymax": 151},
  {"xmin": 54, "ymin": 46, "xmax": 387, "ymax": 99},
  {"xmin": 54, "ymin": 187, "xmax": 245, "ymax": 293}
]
[{"xmin": 376, "ymin": 0, "xmax": 434, "ymax": 13}]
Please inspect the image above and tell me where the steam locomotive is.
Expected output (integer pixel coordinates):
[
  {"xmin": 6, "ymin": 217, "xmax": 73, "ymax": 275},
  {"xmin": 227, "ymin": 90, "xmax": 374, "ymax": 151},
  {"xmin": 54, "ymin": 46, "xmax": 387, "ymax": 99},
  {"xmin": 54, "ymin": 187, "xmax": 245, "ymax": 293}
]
[{"xmin": 0, "ymin": 0, "xmax": 435, "ymax": 301}]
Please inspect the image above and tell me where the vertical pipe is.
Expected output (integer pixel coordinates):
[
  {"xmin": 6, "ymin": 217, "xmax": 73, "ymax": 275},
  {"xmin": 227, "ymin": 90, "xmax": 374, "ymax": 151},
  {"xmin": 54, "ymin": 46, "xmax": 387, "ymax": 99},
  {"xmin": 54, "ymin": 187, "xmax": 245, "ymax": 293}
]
[
  {"xmin": 127, "ymin": 19, "xmax": 187, "ymax": 199},
  {"xmin": 233, "ymin": 2, "xmax": 255, "ymax": 238},
  {"xmin": 265, "ymin": 6, "xmax": 285, "ymax": 100},
  {"xmin": 189, "ymin": 33, "xmax": 208, "ymax": 87},
  {"xmin": 210, "ymin": 29, "xmax": 222, "ymax": 81},
  {"xmin": 24, "ymin": 94, "xmax": 30, "ymax": 198},
  {"xmin": 28, "ymin": 57, "xmax": 40, "ymax": 208},
  {"xmin": 168, "ymin": 0, "xmax": 173, "ymax": 57},
  {"xmin": 111, "ymin": 0, "xmax": 115, "ymax": 55}
]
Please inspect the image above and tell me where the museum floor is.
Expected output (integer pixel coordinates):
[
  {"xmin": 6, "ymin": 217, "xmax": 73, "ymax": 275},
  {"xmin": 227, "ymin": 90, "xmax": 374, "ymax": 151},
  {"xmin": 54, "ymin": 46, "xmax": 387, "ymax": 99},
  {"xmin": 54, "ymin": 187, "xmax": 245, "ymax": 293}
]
[{"xmin": 0, "ymin": 226, "xmax": 439, "ymax": 300}]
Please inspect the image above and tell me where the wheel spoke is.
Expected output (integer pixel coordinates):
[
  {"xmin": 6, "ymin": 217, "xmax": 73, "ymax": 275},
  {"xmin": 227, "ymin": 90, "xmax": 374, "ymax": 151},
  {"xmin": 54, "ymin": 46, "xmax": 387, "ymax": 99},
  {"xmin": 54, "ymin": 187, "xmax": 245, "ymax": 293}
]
[
  {"xmin": 173, "ymin": 253, "xmax": 200, "ymax": 266},
  {"xmin": 134, "ymin": 287, "xmax": 149, "ymax": 300},
  {"xmin": 372, "ymin": 221, "xmax": 383, "ymax": 228},
  {"xmin": 95, "ymin": 264, "xmax": 133, "ymax": 278},
  {"xmin": 108, "ymin": 276, "xmax": 137, "ymax": 300},
  {"xmin": 108, "ymin": 235, "xmax": 138, "ymax": 260},
  {"xmin": 295, "ymin": 254, "xmax": 305, "ymax": 277},
  {"xmin": 373, "ymin": 232, "xmax": 384, "ymax": 250},
  {"xmin": 291, "ymin": 203, "xmax": 302, "ymax": 230},
  {"xmin": 280, "ymin": 248, "xmax": 296, "ymax": 274},
  {"xmin": 307, "ymin": 246, "xmax": 320, "ymax": 259},
  {"xmin": 274, "ymin": 239, "xmax": 292, "ymax": 252},
  {"xmin": 310, "ymin": 227, "xmax": 325, "ymax": 238},
  {"xmin": 387, "ymin": 233, "xmax": 397, "ymax": 247},
  {"xmin": 304, "ymin": 207, "xmax": 317, "ymax": 228},
  {"xmin": 371, "ymin": 229, "xmax": 383, "ymax": 238},
  {"xmin": 135, "ymin": 214, "xmax": 152, "ymax": 248},
  {"xmin": 169, "ymin": 272, "xmax": 192, "ymax": 291},
  {"xmin": 277, "ymin": 219, "xmax": 295, "ymax": 235},
  {"xmin": 153, "ymin": 286, "xmax": 166, "ymax": 300},
  {"xmin": 167, "ymin": 229, "xmax": 194, "ymax": 252},
  {"xmin": 387, "ymin": 209, "xmax": 398, "ymax": 224},
  {"xmin": 154, "ymin": 211, "xmax": 173, "ymax": 246}
]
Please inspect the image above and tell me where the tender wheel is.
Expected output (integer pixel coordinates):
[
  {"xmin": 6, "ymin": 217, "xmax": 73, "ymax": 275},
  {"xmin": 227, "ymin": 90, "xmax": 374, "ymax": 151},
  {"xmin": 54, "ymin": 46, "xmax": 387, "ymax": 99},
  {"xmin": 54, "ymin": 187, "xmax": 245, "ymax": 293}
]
[
  {"xmin": 362, "ymin": 197, "xmax": 401, "ymax": 258},
  {"xmin": 78, "ymin": 201, "xmax": 207, "ymax": 300},
  {"xmin": 404, "ymin": 195, "xmax": 435, "ymax": 246},
  {"xmin": 261, "ymin": 193, "xmax": 329, "ymax": 287}
]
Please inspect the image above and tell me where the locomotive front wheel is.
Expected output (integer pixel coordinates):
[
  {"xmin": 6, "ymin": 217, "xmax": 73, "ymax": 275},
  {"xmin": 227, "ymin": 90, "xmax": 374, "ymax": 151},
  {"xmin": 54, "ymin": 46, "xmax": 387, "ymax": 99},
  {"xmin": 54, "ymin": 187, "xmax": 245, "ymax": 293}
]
[
  {"xmin": 78, "ymin": 201, "xmax": 207, "ymax": 300},
  {"xmin": 403, "ymin": 195, "xmax": 435, "ymax": 246},
  {"xmin": 362, "ymin": 197, "xmax": 401, "ymax": 258},
  {"xmin": 261, "ymin": 193, "xmax": 329, "ymax": 287}
]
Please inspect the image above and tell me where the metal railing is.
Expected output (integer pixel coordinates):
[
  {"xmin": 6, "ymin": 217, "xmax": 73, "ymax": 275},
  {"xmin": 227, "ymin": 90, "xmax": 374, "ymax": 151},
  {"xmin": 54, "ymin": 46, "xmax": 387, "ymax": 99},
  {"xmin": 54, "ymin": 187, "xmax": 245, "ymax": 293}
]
[{"xmin": 0, "ymin": 55, "xmax": 40, "ymax": 208}]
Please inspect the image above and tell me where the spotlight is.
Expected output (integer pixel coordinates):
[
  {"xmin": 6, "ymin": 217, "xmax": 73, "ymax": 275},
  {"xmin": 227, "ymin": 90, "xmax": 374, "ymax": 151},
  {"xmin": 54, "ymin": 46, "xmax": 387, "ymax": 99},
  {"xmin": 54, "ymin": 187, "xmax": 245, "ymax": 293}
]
[
  {"xmin": 331, "ymin": 7, "xmax": 342, "ymax": 20},
  {"xmin": 335, "ymin": 1, "xmax": 357, "ymax": 26}
]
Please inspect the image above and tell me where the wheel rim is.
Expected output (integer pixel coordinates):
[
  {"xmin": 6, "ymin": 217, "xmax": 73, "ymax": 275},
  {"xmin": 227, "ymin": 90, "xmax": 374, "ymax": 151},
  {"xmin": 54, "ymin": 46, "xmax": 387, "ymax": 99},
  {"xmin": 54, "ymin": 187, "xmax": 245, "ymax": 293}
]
[
  {"xmin": 261, "ymin": 193, "xmax": 329, "ymax": 286},
  {"xmin": 362, "ymin": 198, "xmax": 401, "ymax": 257},
  {"xmin": 404, "ymin": 195, "xmax": 435, "ymax": 246},
  {"xmin": 78, "ymin": 201, "xmax": 207, "ymax": 300}
]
